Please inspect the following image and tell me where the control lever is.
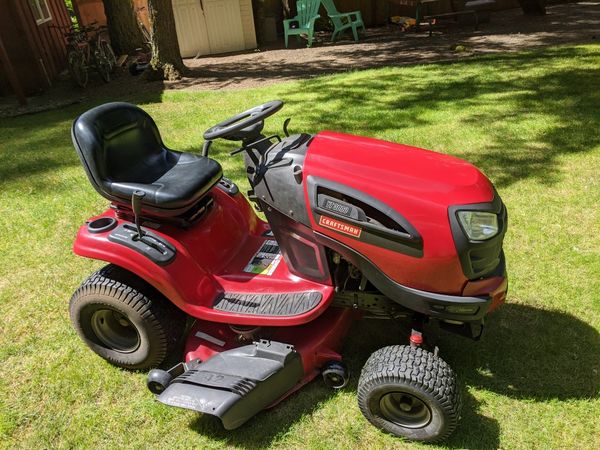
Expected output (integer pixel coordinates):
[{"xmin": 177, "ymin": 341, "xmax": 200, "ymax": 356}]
[
  {"xmin": 202, "ymin": 140, "xmax": 212, "ymax": 157},
  {"xmin": 131, "ymin": 190, "xmax": 146, "ymax": 239},
  {"xmin": 283, "ymin": 118, "xmax": 291, "ymax": 137}
]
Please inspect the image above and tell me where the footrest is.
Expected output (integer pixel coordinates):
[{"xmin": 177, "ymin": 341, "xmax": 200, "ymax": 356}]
[
  {"xmin": 213, "ymin": 291, "xmax": 322, "ymax": 316},
  {"xmin": 155, "ymin": 340, "xmax": 304, "ymax": 429}
]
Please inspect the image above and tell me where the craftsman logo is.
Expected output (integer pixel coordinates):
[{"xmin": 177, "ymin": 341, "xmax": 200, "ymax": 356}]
[{"xmin": 319, "ymin": 216, "xmax": 362, "ymax": 238}]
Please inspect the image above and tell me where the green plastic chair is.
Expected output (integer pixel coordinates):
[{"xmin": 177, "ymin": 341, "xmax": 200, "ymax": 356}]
[
  {"xmin": 321, "ymin": 0, "xmax": 365, "ymax": 42},
  {"xmin": 283, "ymin": 0, "xmax": 321, "ymax": 48}
]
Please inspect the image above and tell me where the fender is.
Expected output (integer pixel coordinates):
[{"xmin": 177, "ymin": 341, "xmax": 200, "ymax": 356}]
[
  {"xmin": 74, "ymin": 189, "xmax": 336, "ymax": 326},
  {"xmin": 74, "ymin": 212, "xmax": 222, "ymax": 319}
]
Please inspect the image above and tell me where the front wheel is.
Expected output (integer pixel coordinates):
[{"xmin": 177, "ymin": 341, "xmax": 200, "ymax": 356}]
[
  {"xmin": 68, "ymin": 51, "xmax": 88, "ymax": 88},
  {"xmin": 69, "ymin": 265, "xmax": 186, "ymax": 370},
  {"xmin": 357, "ymin": 345, "xmax": 461, "ymax": 442},
  {"xmin": 94, "ymin": 51, "xmax": 111, "ymax": 83},
  {"xmin": 99, "ymin": 39, "xmax": 117, "ymax": 72}
]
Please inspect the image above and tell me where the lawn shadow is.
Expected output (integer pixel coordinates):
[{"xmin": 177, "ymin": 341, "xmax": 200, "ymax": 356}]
[
  {"xmin": 0, "ymin": 78, "xmax": 165, "ymax": 190},
  {"xmin": 279, "ymin": 45, "xmax": 600, "ymax": 189}
]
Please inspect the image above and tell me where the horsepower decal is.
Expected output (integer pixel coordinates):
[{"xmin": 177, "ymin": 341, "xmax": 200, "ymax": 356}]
[
  {"xmin": 243, "ymin": 239, "xmax": 282, "ymax": 275},
  {"xmin": 319, "ymin": 216, "xmax": 362, "ymax": 238}
]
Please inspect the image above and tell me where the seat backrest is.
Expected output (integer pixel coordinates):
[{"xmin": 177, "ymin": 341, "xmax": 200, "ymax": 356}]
[
  {"xmin": 72, "ymin": 102, "xmax": 176, "ymax": 192},
  {"xmin": 321, "ymin": 0, "xmax": 350, "ymax": 28},
  {"xmin": 320, "ymin": 0, "xmax": 340, "ymax": 16},
  {"xmin": 296, "ymin": 0, "xmax": 320, "ymax": 26}
]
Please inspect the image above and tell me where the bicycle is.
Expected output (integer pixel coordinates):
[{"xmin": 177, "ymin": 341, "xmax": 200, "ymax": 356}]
[
  {"xmin": 54, "ymin": 23, "xmax": 116, "ymax": 88},
  {"xmin": 135, "ymin": 6, "xmax": 153, "ymax": 47},
  {"xmin": 129, "ymin": 6, "xmax": 153, "ymax": 76},
  {"xmin": 95, "ymin": 25, "xmax": 117, "ymax": 73}
]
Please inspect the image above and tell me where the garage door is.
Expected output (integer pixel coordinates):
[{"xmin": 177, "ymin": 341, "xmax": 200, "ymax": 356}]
[
  {"xmin": 172, "ymin": 0, "xmax": 210, "ymax": 58},
  {"xmin": 173, "ymin": 0, "xmax": 245, "ymax": 57},
  {"xmin": 202, "ymin": 0, "xmax": 245, "ymax": 55}
]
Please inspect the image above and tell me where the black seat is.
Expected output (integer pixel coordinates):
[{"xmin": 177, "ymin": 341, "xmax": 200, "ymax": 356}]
[{"xmin": 72, "ymin": 102, "xmax": 222, "ymax": 217}]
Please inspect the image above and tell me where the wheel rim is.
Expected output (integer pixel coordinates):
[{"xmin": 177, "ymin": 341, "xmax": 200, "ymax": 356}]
[
  {"xmin": 379, "ymin": 392, "xmax": 432, "ymax": 429},
  {"xmin": 90, "ymin": 309, "xmax": 140, "ymax": 352}
]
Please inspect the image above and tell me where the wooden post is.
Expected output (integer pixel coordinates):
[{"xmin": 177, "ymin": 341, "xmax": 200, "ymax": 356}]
[{"xmin": 0, "ymin": 33, "xmax": 27, "ymax": 106}]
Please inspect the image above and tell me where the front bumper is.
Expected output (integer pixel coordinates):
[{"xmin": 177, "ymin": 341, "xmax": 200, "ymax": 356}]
[{"xmin": 403, "ymin": 256, "xmax": 508, "ymax": 323}]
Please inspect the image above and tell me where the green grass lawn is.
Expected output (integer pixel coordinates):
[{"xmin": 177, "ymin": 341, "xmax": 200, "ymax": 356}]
[{"xmin": 0, "ymin": 44, "xmax": 599, "ymax": 449}]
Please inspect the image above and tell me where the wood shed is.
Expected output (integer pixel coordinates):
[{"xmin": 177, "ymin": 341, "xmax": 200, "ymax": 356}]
[
  {"xmin": 0, "ymin": 0, "xmax": 72, "ymax": 101},
  {"xmin": 73, "ymin": 0, "xmax": 257, "ymax": 58},
  {"xmin": 173, "ymin": 0, "xmax": 257, "ymax": 57}
]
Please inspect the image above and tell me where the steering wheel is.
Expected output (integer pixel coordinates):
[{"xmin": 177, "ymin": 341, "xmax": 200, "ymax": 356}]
[{"xmin": 203, "ymin": 100, "xmax": 284, "ymax": 141}]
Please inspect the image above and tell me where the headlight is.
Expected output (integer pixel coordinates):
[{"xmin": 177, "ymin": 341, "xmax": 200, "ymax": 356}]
[{"xmin": 457, "ymin": 211, "xmax": 499, "ymax": 241}]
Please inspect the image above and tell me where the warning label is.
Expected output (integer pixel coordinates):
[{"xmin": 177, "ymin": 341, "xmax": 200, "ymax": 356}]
[
  {"xmin": 243, "ymin": 239, "xmax": 282, "ymax": 275},
  {"xmin": 318, "ymin": 215, "xmax": 362, "ymax": 238}
]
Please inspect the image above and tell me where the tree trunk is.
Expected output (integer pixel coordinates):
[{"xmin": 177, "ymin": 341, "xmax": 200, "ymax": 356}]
[
  {"xmin": 147, "ymin": 0, "xmax": 185, "ymax": 81},
  {"xmin": 101, "ymin": 0, "xmax": 144, "ymax": 55}
]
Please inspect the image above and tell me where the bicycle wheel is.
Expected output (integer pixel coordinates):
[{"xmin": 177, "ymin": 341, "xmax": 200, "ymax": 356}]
[
  {"xmin": 68, "ymin": 51, "xmax": 88, "ymax": 88},
  {"xmin": 95, "ymin": 51, "xmax": 111, "ymax": 83},
  {"xmin": 100, "ymin": 39, "xmax": 117, "ymax": 72}
]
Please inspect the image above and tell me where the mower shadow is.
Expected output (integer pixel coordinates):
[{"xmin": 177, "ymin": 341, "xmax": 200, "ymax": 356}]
[
  {"xmin": 346, "ymin": 303, "xmax": 599, "ymax": 403},
  {"xmin": 188, "ymin": 303, "xmax": 598, "ymax": 448},
  {"xmin": 445, "ymin": 303, "xmax": 600, "ymax": 401},
  {"xmin": 189, "ymin": 380, "xmax": 339, "ymax": 449}
]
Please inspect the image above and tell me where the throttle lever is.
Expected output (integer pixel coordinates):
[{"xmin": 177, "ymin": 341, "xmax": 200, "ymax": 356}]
[
  {"xmin": 283, "ymin": 118, "xmax": 291, "ymax": 137},
  {"xmin": 131, "ymin": 190, "xmax": 146, "ymax": 239},
  {"xmin": 202, "ymin": 140, "xmax": 212, "ymax": 157}
]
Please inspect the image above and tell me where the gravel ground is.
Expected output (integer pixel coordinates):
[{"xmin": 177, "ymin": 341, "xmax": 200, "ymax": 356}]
[
  {"xmin": 176, "ymin": 2, "xmax": 600, "ymax": 90},
  {"xmin": 0, "ymin": 3, "xmax": 598, "ymax": 117}
]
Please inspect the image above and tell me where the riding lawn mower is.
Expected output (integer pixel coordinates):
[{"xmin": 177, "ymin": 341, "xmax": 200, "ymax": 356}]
[{"xmin": 68, "ymin": 100, "xmax": 507, "ymax": 442}]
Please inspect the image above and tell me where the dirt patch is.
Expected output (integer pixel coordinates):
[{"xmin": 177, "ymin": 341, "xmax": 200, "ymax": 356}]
[
  {"xmin": 0, "ymin": 3, "xmax": 597, "ymax": 117},
  {"xmin": 175, "ymin": 3, "xmax": 600, "ymax": 90}
]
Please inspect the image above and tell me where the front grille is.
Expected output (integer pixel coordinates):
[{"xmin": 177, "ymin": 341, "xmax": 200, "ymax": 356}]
[{"xmin": 465, "ymin": 238, "xmax": 504, "ymax": 278}]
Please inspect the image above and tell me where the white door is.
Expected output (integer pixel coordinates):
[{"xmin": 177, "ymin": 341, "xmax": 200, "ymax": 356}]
[
  {"xmin": 172, "ymin": 0, "xmax": 210, "ymax": 58},
  {"xmin": 203, "ymin": 0, "xmax": 245, "ymax": 55}
]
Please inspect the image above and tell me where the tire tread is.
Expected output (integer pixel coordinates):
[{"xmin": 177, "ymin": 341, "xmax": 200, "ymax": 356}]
[
  {"xmin": 357, "ymin": 345, "xmax": 461, "ymax": 442},
  {"xmin": 70, "ymin": 264, "xmax": 185, "ymax": 369}
]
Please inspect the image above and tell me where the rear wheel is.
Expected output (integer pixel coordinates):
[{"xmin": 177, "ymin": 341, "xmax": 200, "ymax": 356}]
[
  {"xmin": 69, "ymin": 265, "xmax": 186, "ymax": 370},
  {"xmin": 357, "ymin": 345, "xmax": 461, "ymax": 442}
]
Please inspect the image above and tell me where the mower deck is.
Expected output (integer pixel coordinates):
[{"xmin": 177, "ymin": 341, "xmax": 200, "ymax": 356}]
[{"xmin": 152, "ymin": 307, "xmax": 357, "ymax": 429}]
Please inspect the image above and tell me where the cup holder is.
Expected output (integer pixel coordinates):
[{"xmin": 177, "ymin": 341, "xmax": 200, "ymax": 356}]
[{"xmin": 87, "ymin": 217, "xmax": 117, "ymax": 234}]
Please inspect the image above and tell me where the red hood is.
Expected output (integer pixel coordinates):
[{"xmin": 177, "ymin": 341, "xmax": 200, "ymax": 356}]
[
  {"xmin": 303, "ymin": 131, "xmax": 496, "ymax": 293},
  {"xmin": 306, "ymin": 131, "xmax": 494, "ymax": 207}
]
